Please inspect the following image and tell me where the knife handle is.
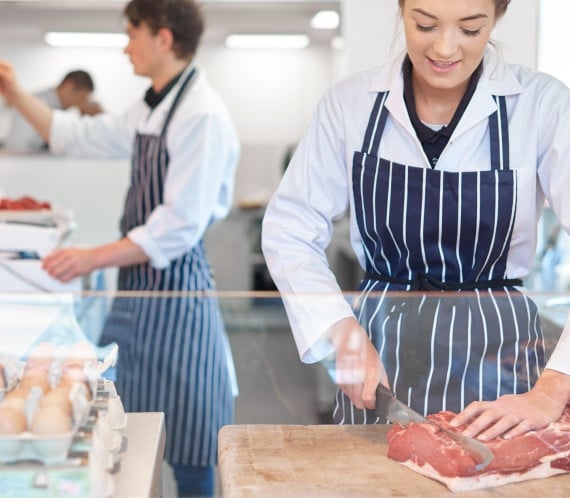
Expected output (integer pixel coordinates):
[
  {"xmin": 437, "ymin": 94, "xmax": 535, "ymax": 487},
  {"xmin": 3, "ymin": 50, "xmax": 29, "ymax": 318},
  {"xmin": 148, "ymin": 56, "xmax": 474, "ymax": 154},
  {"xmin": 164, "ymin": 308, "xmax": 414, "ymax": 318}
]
[
  {"xmin": 376, "ymin": 383, "xmax": 394, "ymax": 398},
  {"xmin": 375, "ymin": 383, "xmax": 394, "ymax": 423}
]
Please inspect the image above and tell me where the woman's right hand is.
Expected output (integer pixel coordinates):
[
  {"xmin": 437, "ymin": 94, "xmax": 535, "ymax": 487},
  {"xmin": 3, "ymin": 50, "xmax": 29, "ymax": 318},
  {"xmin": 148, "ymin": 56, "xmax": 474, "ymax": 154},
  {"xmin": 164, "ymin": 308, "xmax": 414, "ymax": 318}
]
[{"xmin": 327, "ymin": 317, "xmax": 388, "ymax": 410}]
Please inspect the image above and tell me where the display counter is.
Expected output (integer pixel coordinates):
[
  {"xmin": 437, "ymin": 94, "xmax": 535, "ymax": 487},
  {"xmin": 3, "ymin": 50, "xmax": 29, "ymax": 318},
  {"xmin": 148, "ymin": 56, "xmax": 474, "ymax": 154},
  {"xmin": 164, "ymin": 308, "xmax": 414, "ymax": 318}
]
[
  {"xmin": 113, "ymin": 412, "xmax": 165, "ymax": 498},
  {"xmin": 0, "ymin": 412, "xmax": 164, "ymax": 498}
]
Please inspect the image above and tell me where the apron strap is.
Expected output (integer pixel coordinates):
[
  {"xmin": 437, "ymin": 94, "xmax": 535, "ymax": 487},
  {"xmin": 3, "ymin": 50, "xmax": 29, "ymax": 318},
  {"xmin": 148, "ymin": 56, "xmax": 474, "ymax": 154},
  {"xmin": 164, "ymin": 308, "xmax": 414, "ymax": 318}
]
[
  {"xmin": 361, "ymin": 92, "xmax": 389, "ymax": 155},
  {"xmin": 361, "ymin": 93, "xmax": 510, "ymax": 172},
  {"xmin": 488, "ymin": 95, "xmax": 510, "ymax": 171},
  {"xmin": 160, "ymin": 67, "xmax": 197, "ymax": 137},
  {"xmin": 364, "ymin": 271, "xmax": 523, "ymax": 291}
]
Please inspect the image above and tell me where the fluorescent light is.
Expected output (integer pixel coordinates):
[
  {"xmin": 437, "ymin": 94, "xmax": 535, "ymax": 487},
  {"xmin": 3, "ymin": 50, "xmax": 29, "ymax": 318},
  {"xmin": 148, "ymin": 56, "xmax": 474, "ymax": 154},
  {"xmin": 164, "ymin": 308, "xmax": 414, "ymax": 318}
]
[
  {"xmin": 225, "ymin": 34, "xmax": 310, "ymax": 49},
  {"xmin": 45, "ymin": 32, "xmax": 128, "ymax": 48},
  {"xmin": 310, "ymin": 10, "xmax": 340, "ymax": 30}
]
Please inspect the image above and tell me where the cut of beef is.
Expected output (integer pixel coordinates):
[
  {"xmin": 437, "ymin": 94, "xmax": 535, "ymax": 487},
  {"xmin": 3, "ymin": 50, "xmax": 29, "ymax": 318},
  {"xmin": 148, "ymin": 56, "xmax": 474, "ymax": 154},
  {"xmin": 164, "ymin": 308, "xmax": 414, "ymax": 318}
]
[{"xmin": 387, "ymin": 403, "xmax": 570, "ymax": 492}]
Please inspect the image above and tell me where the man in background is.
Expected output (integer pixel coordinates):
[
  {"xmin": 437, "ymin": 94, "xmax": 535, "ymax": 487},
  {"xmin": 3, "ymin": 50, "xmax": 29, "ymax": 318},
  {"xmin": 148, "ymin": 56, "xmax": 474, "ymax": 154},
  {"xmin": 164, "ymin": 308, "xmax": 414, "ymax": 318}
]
[
  {"xmin": 0, "ymin": 1, "xmax": 239, "ymax": 496},
  {"xmin": 3, "ymin": 69, "xmax": 101, "ymax": 151}
]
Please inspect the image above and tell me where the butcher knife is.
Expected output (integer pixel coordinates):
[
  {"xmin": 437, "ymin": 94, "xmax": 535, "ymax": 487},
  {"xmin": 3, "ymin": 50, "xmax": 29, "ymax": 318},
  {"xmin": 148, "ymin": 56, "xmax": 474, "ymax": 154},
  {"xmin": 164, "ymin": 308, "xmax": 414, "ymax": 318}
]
[{"xmin": 375, "ymin": 383, "xmax": 494, "ymax": 471}]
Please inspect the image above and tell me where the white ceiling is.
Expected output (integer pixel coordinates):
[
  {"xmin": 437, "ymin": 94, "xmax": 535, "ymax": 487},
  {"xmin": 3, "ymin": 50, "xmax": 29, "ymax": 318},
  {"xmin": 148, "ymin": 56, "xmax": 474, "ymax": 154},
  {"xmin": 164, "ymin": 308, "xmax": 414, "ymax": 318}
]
[{"xmin": 0, "ymin": 0, "xmax": 341, "ymax": 45}]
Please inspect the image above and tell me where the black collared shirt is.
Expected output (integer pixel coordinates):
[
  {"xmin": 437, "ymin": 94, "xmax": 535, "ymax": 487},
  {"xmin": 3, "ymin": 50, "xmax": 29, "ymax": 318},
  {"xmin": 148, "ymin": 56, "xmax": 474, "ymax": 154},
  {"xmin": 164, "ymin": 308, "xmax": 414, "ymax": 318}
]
[
  {"xmin": 144, "ymin": 70, "xmax": 184, "ymax": 110},
  {"xmin": 403, "ymin": 56, "xmax": 483, "ymax": 168}
]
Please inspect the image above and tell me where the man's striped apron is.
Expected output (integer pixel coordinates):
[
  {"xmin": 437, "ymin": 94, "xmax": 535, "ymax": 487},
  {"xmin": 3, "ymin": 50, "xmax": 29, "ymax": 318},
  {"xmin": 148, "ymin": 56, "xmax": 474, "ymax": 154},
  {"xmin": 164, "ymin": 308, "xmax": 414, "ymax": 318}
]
[{"xmin": 100, "ymin": 68, "xmax": 234, "ymax": 465}]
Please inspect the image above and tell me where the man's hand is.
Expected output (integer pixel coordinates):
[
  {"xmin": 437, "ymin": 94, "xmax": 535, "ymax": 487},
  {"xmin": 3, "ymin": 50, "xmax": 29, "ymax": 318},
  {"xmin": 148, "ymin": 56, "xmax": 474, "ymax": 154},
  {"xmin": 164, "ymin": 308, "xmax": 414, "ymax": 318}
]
[
  {"xmin": 42, "ymin": 247, "xmax": 98, "ymax": 282},
  {"xmin": 328, "ymin": 317, "xmax": 388, "ymax": 410}
]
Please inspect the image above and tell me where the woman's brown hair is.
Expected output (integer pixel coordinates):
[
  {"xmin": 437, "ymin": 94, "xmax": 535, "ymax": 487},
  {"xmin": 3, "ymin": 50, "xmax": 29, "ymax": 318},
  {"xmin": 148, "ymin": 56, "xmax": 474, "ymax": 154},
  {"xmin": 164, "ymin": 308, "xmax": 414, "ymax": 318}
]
[{"xmin": 397, "ymin": 0, "xmax": 511, "ymax": 19}]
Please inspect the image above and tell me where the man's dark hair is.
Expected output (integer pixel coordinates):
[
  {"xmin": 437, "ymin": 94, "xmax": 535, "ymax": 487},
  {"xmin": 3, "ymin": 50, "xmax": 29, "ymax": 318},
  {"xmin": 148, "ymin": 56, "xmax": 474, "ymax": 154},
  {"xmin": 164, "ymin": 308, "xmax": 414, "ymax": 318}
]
[
  {"xmin": 60, "ymin": 70, "xmax": 95, "ymax": 92},
  {"xmin": 124, "ymin": 0, "xmax": 204, "ymax": 59}
]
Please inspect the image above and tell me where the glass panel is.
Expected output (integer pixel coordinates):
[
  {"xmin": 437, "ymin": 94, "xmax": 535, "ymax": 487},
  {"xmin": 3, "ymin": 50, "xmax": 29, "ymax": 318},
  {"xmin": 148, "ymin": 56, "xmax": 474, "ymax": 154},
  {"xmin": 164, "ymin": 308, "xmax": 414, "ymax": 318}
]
[{"xmin": 0, "ymin": 288, "xmax": 566, "ymax": 425}]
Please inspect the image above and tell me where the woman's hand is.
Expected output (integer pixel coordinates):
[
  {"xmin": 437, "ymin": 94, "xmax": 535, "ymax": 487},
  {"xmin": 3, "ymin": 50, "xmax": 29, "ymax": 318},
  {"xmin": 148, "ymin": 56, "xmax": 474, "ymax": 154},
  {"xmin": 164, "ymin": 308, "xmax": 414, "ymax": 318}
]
[
  {"xmin": 451, "ymin": 369, "xmax": 570, "ymax": 441},
  {"xmin": 42, "ymin": 247, "xmax": 97, "ymax": 282},
  {"xmin": 328, "ymin": 317, "xmax": 388, "ymax": 410}
]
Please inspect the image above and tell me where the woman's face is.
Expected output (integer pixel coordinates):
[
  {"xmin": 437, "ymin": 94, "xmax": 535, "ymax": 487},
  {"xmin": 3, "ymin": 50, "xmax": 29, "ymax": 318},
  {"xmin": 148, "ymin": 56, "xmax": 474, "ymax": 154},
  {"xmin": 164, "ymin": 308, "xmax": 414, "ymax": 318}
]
[{"xmin": 402, "ymin": 0, "xmax": 496, "ymax": 95}]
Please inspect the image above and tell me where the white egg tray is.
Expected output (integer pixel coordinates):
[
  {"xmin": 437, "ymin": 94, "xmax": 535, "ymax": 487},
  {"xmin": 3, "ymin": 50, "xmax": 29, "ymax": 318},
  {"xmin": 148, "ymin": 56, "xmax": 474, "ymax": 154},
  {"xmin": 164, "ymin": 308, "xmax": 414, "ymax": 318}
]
[
  {"xmin": 0, "ymin": 384, "xmax": 126, "ymax": 465},
  {"xmin": 0, "ymin": 360, "xmax": 23, "ymax": 403},
  {"xmin": 0, "ymin": 430, "xmax": 77, "ymax": 465},
  {"xmin": 0, "ymin": 384, "xmax": 91, "ymax": 465}
]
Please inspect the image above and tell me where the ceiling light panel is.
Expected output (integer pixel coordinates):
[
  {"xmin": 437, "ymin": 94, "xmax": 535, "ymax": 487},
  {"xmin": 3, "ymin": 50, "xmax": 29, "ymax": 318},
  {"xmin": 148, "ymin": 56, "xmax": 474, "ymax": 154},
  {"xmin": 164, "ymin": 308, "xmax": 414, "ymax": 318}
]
[
  {"xmin": 225, "ymin": 34, "xmax": 310, "ymax": 49},
  {"xmin": 310, "ymin": 10, "xmax": 339, "ymax": 30},
  {"xmin": 44, "ymin": 31, "xmax": 128, "ymax": 47}
]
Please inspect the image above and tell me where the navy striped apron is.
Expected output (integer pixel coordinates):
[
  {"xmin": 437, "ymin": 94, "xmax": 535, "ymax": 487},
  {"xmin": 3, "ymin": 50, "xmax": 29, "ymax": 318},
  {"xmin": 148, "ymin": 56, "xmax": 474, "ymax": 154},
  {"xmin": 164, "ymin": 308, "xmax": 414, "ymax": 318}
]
[
  {"xmin": 99, "ymin": 68, "xmax": 234, "ymax": 466},
  {"xmin": 333, "ymin": 92, "xmax": 545, "ymax": 424}
]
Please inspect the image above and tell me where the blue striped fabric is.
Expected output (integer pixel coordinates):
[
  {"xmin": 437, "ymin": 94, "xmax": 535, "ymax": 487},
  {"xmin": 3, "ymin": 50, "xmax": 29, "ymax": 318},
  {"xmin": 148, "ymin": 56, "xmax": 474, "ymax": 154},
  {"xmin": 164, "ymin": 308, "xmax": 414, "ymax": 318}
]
[
  {"xmin": 333, "ymin": 92, "xmax": 545, "ymax": 424},
  {"xmin": 100, "ymin": 69, "xmax": 233, "ymax": 465}
]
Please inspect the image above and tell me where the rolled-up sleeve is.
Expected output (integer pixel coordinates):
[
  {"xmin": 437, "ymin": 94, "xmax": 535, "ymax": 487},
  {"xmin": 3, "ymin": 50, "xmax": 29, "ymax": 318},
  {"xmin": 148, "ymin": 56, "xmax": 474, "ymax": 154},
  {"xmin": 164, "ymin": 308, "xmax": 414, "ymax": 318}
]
[{"xmin": 128, "ymin": 106, "xmax": 239, "ymax": 268}]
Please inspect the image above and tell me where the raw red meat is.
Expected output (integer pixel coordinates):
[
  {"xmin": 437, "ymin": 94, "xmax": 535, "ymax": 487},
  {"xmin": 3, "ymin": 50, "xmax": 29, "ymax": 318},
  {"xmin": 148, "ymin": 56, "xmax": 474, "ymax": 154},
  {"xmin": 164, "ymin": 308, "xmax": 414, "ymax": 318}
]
[
  {"xmin": 0, "ymin": 196, "xmax": 51, "ymax": 210},
  {"xmin": 387, "ymin": 404, "xmax": 570, "ymax": 491}
]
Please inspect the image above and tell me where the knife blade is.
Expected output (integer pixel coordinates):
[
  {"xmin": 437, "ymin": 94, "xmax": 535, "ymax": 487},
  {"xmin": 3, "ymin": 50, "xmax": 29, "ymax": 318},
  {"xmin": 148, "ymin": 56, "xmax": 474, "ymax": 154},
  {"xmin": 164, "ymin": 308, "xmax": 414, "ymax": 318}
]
[{"xmin": 375, "ymin": 384, "xmax": 493, "ymax": 471}]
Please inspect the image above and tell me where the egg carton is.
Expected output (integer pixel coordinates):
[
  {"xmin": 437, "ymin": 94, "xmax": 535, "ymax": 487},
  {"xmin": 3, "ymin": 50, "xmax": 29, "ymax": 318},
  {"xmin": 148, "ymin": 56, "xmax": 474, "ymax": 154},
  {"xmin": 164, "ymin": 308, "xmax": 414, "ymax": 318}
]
[
  {"xmin": 94, "ymin": 379, "xmax": 127, "ymax": 432},
  {"xmin": 0, "ymin": 359, "xmax": 23, "ymax": 402},
  {"xmin": 0, "ymin": 382, "xmax": 91, "ymax": 464},
  {"xmin": 0, "ymin": 343, "xmax": 121, "ymax": 464},
  {"xmin": 0, "ymin": 431, "xmax": 79, "ymax": 465}
]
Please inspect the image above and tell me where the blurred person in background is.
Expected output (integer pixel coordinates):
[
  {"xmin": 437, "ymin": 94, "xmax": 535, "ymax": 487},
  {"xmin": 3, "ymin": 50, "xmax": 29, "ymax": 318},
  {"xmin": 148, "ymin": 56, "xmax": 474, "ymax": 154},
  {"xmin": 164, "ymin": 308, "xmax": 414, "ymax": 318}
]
[
  {"xmin": 3, "ymin": 69, "xmax": 101, "ymax": 151},
  {"xmin": 0, "ymin": 0, "xmax": 239, "ymax": 496}
]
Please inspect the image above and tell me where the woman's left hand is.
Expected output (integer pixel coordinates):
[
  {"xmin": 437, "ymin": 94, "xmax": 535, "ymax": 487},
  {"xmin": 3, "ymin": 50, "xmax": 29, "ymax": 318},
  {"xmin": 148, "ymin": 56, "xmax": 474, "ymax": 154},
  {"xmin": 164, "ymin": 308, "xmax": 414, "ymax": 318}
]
[
  {"xmin": 451, "ymin": 369, "xmax": 570, "ymax": 441},
  {"xmin": 42, "ymin": 247, "xmax": 97, "ymax": 282}
]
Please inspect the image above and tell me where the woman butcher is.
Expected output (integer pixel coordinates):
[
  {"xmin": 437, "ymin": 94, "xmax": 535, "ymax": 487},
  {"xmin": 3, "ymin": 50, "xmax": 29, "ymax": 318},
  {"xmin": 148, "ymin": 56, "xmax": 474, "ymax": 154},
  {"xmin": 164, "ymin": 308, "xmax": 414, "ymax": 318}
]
[{"xmin": 262, "ymin": 0, "xmax": 570, "ymax": 441}]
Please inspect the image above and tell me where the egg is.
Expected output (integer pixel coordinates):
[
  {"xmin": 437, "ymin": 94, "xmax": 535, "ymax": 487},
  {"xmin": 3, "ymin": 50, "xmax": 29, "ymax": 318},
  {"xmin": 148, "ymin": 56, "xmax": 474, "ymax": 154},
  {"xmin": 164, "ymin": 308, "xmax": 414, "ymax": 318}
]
[
  {"xmin": 64, "ymin": 341, "xmax": 97, "ymax": 368},
  {"xmin": 31, "ymin": 406, "xmax": 72, "ymax": 435},
  {"xmin": 0, "ymin": 407, "xmax": 27, "ymax": 434},
  {"xmin": 18, "ymin": 375, "xmax": 50, "ymax": 394},
  {"xmin": 25, "ymin": 342, "xmax": 55, "ymax": 373},
  {"xmin": 1, "ymin": 394, "xmax": 26, "ymax": 413},
  {"xmin": 40, "ymin": 387, "xmax": 72, "ymax": 416}
]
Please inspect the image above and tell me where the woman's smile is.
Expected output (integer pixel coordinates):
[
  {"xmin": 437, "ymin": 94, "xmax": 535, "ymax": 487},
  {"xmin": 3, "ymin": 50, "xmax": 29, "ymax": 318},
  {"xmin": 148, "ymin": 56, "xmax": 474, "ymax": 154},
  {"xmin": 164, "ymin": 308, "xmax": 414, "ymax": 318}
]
[{"xmin": 427, "ymin": 57, "xmax": 461, "ymax": 73}]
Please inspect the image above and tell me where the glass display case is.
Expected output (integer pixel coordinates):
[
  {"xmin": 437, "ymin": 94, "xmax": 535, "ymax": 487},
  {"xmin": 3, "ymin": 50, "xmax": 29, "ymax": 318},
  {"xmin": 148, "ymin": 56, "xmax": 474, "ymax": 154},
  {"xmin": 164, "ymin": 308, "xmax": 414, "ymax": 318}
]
[{"xmin": 0, "ymin": 288, "xmax": 568, "ymax": 497}]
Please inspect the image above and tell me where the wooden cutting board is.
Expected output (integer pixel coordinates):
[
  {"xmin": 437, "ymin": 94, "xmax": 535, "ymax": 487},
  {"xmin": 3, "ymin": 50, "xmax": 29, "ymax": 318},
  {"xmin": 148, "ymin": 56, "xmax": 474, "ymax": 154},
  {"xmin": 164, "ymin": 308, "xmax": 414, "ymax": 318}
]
[{"xmin": 218, "ymin": 424, "xmax": 570, "ymax": 497}]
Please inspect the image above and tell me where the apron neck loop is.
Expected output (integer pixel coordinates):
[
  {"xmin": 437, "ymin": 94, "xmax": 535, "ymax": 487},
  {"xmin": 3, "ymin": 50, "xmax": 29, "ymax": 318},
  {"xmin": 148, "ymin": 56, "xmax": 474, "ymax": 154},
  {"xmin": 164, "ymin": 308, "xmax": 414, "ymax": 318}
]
[
  {"xmin": 488, "ymin": 95, "xmax": 510, "ymax": 171},
  {"xmin": 160, "ymin": 67, "xmax": 197, "ymax": 137},
  {"xmin": 361, "ymin": 92, "xmax": 390, "ymax": 155}
]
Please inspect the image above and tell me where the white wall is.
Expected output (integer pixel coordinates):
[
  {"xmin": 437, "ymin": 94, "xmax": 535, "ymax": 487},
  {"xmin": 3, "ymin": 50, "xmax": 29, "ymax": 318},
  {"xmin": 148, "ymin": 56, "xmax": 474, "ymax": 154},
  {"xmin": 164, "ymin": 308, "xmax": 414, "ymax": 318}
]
[
  {"xmin": 493, "ymin": 0, "xmax": 540, "ymax": 68},
  {"xmin": 0, "ymin": 40, "xmax": 336, "ymax": 205},
  {"xmin": 538, "ymin": 0, "xmax": 570, "ymax": 85},
  {"xmin": 340, "ymin": 0, "xmax": 400, "ymax": 76},
  {"xmin": 198, "ymin": 43, "xmax": 335, "ymax": 204}
]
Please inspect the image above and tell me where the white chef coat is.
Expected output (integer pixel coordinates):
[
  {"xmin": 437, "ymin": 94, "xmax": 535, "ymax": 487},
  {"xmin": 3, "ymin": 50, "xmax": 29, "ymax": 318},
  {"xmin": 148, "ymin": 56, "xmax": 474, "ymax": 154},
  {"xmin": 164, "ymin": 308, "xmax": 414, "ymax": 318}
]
[
  {"xmin": 262, "ymin": 49, "xmax": 570, "ymax": 376},
  {"xmin": 5, "ymin": 88, "xmax": 61, "ymax": 151},
  {"xmin": 50, "ymin": 65, "xmax": 240, "ymax": 269}
]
